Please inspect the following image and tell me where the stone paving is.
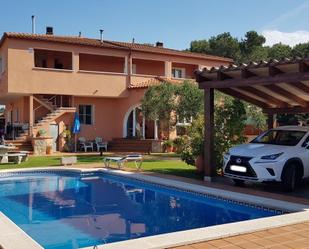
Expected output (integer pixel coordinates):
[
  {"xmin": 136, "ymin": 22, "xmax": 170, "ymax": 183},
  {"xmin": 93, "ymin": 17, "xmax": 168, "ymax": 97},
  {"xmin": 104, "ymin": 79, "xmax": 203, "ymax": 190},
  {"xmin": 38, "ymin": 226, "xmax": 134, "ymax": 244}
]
[{"xmin": 172, "ymin": 222, "xmax": 309, "ymax": 249}]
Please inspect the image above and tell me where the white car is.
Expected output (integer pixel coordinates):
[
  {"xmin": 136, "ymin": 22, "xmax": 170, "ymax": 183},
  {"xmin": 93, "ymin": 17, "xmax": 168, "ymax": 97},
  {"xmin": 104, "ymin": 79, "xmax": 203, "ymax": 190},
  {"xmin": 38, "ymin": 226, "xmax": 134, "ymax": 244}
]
[{"xmin": 223, "ymin": 126, "xmax": 309, "ymax": 191}]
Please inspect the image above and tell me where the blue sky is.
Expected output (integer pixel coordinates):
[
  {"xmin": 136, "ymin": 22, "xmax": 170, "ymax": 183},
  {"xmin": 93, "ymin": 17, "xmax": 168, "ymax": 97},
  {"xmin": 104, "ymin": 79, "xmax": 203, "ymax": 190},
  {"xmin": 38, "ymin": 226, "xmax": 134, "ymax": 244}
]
[{"xmin": 1, "ymin": 0, "xmax": 309, "ymax": 49}]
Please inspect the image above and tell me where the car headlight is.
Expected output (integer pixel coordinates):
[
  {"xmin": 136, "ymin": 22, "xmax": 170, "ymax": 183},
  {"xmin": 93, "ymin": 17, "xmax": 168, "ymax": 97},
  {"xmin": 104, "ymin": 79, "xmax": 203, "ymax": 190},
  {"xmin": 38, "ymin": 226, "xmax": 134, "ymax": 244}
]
[
  {"xmin": 223, "ymin": 152, "xmax": 230, "ymax": 160},
  {"xmin": 260, "ymin": 152, "xmax": 283, "ymax": 160}
]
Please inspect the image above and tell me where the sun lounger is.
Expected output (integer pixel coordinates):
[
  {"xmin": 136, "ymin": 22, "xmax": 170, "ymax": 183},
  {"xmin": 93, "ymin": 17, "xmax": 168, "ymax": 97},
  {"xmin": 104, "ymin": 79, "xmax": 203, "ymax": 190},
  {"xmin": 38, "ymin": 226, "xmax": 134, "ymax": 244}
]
[
  {"xmin": 7, "ymin": 153, "xmax": 23, "ymax": 164},
  {"xmin": 103, "ymin": 154, "xmax": 143, "ymax": 170},
  {"xmin": 8, "ymin": 151, "xmax": 30, "ymax": 162},
  {"xmin": 0, "ymin": 152, "xmax": 28, "ymax": 164}
]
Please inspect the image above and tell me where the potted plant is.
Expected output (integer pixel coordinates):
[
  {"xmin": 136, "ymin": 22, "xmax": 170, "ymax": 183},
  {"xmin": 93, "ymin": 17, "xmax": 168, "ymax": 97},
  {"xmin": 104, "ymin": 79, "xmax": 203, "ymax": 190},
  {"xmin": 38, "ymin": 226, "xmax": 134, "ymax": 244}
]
[
  {"xmin": 37, "ymin": 129, "xmax": 46, "ymax": 137},
  {"xmin": 173, "ymin": 136, "xmax": 189, "ymax": 154},
  {"xmin": 162, "ymin": 139, "xmax": 173, "ymax": 153},
  {"xmin": 46, "ymin": 145, "xmax": 52, "ymax": 154}
]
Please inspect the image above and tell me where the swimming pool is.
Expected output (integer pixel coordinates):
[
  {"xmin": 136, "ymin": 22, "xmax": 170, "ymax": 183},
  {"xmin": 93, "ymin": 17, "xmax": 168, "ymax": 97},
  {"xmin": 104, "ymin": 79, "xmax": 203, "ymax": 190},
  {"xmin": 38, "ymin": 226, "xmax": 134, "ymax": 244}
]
[{"xmin": 0, "ymin": 170, "xmax": 286, "ymax": 249}]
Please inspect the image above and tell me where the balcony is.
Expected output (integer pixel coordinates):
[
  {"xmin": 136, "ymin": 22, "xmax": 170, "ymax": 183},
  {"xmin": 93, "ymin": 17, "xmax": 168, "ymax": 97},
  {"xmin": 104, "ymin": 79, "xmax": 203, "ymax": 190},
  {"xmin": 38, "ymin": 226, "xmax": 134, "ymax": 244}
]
[
  {"xmin": 171, "ymin": 62, "xmax": 198, "ymax": 79},
  {"xmin": 132, "ymin": 58, "xmax": 165, "ymax": 77},
  {"xmin": 34, "ymin": 49, "xmax": 72, "ymax": 70},
  {"xmin": 79, "ymin": 53, "xmax": 126, "ymax": 74}
]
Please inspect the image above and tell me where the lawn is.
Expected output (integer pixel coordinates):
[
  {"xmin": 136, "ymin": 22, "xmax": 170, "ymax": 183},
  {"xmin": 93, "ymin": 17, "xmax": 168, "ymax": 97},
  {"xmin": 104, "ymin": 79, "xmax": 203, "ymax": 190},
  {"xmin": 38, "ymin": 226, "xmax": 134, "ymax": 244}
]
[{"xmin": 0, "ymin": 154, "xmax": 202, "ymax": 179}]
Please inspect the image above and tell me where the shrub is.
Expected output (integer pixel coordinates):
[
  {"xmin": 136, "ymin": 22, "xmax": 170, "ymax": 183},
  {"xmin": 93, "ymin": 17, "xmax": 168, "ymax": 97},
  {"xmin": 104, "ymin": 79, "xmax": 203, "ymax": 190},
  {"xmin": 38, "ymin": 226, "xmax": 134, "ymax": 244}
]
[
  {"xmin": 173, "ymin": 135, "xmax": 189, "ymax": 154},
  {"xmin": 162, "ymin": 139, "xmax": 174, "ymax": 152},
  {"xmin": 180, "ymin": 94, "xmax": 246, "ymax": 171}
]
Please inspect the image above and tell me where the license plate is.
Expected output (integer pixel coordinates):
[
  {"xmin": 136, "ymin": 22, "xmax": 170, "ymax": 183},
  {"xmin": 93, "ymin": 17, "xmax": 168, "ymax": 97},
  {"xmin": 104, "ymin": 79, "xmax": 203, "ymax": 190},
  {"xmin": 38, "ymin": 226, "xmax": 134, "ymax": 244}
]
[{"xmin": 230, "ymin": 165, "xmax": 247, "ymax": 173}]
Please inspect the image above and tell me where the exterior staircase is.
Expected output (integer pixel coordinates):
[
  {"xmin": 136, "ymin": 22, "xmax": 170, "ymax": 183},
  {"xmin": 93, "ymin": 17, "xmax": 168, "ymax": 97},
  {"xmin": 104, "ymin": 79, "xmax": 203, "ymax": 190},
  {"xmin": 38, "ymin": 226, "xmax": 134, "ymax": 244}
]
[
  {"xmin": 5, "ymin": 140, "xmax": 33, "ymax": 152},
  {"xmin": 13, "ymin": 95, "xmax": 76, "ymax": 148},
  {"xmin": 108, "ymin": 138, "xmax": 155, "ymax": 153},
  {"xmin": 16, "ymin": 107, "xmax": 76, "ymax": 141}
]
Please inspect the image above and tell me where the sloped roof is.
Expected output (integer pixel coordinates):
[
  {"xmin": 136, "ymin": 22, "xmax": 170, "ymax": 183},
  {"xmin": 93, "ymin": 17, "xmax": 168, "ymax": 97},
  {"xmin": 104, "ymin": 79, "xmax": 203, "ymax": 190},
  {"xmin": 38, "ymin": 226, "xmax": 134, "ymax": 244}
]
[
  {"xmin": 0, "ymin": 32, "xmax": 232, "ymax": 62},
  {"xmin": 128, "ymin": 77, "xmax": 184, "ymax": 89}
]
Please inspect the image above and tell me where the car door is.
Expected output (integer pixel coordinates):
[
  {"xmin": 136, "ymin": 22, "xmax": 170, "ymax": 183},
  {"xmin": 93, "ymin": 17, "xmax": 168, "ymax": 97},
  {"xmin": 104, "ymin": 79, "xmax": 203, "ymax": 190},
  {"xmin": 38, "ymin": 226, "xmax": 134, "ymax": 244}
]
[{"xmin": 300, "ymin": 134, "xmax": 309, "ymax": 177}]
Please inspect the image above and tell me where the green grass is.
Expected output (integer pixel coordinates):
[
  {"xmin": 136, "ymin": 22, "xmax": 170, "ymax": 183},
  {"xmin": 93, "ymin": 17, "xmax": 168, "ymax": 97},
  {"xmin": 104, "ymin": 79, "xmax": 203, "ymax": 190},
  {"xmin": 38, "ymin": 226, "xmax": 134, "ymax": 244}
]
[{"xmin": 0, "ymin": 154, "xmax": 202, "ymax": 179}]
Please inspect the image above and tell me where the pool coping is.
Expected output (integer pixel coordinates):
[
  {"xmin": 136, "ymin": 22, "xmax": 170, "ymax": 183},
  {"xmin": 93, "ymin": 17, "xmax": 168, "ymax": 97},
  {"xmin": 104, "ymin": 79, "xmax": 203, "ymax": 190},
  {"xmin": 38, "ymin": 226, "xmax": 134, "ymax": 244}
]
[{"xmin": 0, "ymin": 167, "xmax": 308, "ymax": 249}]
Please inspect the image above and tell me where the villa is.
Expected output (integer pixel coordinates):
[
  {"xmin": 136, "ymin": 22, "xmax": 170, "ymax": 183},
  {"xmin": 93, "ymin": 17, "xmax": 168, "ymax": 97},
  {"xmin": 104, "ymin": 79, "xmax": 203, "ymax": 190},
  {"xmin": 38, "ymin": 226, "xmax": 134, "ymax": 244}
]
[{"xmin": 0, "ymin": 29, "xmax": 231, "ymax": 152}]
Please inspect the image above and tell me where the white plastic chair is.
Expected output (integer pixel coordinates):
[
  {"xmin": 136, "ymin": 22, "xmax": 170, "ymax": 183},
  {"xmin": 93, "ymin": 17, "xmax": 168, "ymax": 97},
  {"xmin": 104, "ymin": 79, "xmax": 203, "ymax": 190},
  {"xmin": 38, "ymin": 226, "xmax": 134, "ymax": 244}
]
[
  {"xmin": 78, "ymin": 137, "xmax": 93, "ymax": 152},
  {"xmin": 95, "ymin": 137, "xmax": 108, "ymax": 152}
]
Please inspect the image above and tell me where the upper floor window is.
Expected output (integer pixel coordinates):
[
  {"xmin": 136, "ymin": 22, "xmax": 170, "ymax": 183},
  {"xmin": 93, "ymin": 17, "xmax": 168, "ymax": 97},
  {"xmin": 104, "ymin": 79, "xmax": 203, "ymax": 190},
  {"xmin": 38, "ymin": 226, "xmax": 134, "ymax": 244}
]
[
  {"xmin": 34, "ymin": 49, "xmax": 72, "ymax": 70},
  {"xmin": 79, "ymin": 105, "xmax": 94, "ymax": 125},
  {"xmin": 172, "ymin": 68, "xmax": 185, "ymax": 78}
]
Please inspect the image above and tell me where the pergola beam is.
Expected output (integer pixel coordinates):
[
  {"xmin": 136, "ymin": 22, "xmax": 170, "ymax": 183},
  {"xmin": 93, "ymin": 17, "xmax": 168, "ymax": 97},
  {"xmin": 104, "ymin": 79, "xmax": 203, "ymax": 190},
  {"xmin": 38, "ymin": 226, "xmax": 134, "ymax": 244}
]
[
  {"xmin": 264, "ymin": 106, "xmax": 309, "ymax": 115},
  {"xmin": 263, "ymin": 84, "xmax": 308, "ymax": 107},
  {"xmin": 239, "ymin": 86, "xmax": 290, "ymax": 108},
  {"xmin": 289, "ymin": 81, "xmax": 309, "ymax": 94},
  {"xmin": 219, "ymin": 88, "xmax": 270, "ymax": 109},
  {"xmin": 198, "ymin": 72, "xmax": 309, "ymax": 89}
]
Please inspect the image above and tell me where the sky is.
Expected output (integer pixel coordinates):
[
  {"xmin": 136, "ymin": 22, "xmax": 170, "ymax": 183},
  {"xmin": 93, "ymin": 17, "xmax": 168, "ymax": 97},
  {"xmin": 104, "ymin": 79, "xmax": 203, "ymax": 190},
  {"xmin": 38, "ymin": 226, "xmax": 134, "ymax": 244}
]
[{"xmin": 1, "ymin": 0, "xmax": 309, "ymax": 50}]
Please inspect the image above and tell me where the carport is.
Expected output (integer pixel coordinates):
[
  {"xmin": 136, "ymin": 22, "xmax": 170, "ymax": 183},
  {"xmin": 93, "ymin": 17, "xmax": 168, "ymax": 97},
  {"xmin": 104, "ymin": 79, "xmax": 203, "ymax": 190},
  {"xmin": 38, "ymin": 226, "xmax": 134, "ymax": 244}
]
[{"xmin": 195, "ymin": 57, "xmax": 309, "ymax": 181}]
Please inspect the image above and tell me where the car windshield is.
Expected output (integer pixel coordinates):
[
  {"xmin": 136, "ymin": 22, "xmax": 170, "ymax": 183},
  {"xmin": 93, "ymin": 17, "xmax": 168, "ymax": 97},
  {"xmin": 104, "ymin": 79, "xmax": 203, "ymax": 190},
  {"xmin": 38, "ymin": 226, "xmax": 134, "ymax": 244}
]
[{"xmin": 251, "ymin": 130, "xmax": 306, "ymax": 146}]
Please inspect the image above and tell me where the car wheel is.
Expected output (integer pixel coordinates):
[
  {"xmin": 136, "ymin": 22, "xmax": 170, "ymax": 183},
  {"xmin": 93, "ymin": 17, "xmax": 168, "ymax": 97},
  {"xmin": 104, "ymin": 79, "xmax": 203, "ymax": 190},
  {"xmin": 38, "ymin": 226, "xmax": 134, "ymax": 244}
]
[
  {"xmin": 282, "ymin": 164, "xmax": 298, "ymax": 192},
  {"xmin": 233, "ymin": 179, "xmax": 245, "ymax": 187}
]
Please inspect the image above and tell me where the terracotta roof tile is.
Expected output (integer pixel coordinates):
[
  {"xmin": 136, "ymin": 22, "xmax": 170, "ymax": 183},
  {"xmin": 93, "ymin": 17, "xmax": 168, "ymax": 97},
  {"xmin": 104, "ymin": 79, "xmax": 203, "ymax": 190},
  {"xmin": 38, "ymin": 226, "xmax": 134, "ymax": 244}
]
[
  {"xmin": 1, "ymin": 32, "xmax": 232, "ymax": 62},
  {"xmin": 197, "ymin": 56, "xmax": 308, "ymax": 75},
  {"xmin": 128, "ymin": 77, "xmax": 186, "ymax": 89}
]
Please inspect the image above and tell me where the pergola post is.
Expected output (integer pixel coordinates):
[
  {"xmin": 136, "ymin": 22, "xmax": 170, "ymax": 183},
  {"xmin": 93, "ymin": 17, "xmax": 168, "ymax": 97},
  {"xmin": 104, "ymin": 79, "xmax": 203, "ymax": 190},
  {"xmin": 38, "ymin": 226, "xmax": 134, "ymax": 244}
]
[{"xmin": 204, "ymin": 88, "xmax": 215, "ymax": 181}]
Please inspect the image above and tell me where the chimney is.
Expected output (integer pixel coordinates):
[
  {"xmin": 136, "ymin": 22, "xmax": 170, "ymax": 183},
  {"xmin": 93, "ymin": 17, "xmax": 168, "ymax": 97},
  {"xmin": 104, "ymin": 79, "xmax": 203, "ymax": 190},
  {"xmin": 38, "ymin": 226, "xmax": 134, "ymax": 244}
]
[
  {"xmin": 31, "ymin": 15, "xmax": 36, "ymax": 34},
  {"xmin": 78, "ymin": 31, "xmax": 82, "ymax": 37},
  {"xmin": 100, "ymin": 29, "xmax": 104, "ymax": 43},
  {"xmin": 156, "ymin": 41, "xmax": 164, "ymax": 47},
  {"xmin": 46, "ymin": 26, "xmax": 53, "ymax": 35}
]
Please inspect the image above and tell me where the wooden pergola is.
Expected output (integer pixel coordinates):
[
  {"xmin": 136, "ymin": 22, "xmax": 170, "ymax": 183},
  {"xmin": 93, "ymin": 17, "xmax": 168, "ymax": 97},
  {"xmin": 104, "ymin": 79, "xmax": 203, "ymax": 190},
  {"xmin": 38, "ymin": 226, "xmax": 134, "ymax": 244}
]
[{"xmin": 195, "ymin": 57, "xmax": 309, "ymax": 181}]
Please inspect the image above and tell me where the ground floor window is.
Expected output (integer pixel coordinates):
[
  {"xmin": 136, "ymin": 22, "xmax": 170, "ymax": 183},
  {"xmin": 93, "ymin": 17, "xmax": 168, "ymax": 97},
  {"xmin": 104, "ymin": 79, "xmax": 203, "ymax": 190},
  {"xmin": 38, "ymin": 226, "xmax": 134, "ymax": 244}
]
[{"xmin": 79, "ymin": 105, "xmax": 93, "ymax": 125}]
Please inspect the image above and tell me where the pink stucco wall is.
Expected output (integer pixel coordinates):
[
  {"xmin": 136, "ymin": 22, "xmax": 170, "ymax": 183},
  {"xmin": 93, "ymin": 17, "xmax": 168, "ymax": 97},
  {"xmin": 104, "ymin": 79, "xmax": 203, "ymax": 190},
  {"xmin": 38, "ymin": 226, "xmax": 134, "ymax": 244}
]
[{"xmin": 73, "ymin": 89, "xmax": 145, "ymax": 141}]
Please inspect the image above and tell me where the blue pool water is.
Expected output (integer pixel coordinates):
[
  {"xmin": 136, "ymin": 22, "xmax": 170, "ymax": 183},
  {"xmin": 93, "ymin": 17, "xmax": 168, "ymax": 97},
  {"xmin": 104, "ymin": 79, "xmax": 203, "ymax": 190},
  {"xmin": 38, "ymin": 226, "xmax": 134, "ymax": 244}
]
[{"xmin": 0, "ymin": 171, "xmax": 280, "ymax": 249}]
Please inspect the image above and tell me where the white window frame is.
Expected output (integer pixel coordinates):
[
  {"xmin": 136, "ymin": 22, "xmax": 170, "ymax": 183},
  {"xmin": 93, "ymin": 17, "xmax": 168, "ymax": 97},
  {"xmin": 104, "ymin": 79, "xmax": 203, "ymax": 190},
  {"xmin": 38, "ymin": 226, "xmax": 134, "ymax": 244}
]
[
  {"xmin": 176, "ymin": 116, "xmax": 193, "ymax": 126},
  {"xmin": 78, "ymin": 104, "xmax": 94, "ymax": 125},
  {"xmin": 172, "ymin": 67, "xmax": 186, "ymax": 79}
]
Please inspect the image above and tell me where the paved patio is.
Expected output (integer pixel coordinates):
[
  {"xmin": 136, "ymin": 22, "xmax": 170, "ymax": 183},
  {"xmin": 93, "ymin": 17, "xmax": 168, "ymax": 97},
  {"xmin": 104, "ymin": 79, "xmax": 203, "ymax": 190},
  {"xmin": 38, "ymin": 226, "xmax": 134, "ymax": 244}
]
[{"xmin": 172, "ymin": 222, "xmax": 309, "ymax": 249}]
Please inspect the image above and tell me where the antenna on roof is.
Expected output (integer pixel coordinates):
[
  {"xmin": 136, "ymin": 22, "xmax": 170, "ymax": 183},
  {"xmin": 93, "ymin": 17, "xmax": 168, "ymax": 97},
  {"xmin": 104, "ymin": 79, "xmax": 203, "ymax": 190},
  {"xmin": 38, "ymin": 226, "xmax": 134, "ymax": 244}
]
[
  {"xmin": 100, "ymin": 29, "xmax": 104, "ymax": 43},
  {"xmin": 31, "ymin": 15, "xmax": 36, "ymax": 34}
]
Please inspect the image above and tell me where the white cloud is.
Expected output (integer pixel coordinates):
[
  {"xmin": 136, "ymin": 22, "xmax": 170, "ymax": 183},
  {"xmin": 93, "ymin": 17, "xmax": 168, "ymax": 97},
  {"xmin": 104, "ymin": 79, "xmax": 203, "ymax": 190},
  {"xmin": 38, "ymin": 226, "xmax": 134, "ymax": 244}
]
[
  {"xmin": 262, "ymin": 30, "xmax": 309, "ymax": 47},
  {"xmin": 262, "ymin": 2, "xmax": 309, "ymax": 30}
]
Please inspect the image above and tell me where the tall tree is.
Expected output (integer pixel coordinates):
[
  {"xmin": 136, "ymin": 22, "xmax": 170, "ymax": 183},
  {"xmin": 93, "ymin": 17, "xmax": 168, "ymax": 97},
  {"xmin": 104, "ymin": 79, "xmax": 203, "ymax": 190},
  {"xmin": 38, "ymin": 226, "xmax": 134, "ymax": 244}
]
[
  {"xmin": 176, "ymin": 81, "xmax": 203, "ymax": 121},
  {"xmin": 190, "ymin": 40, "xmax": 210, "ymax": 54},
  {"xmin": 292, "ymin": 42, "xmax": 309, "ymax": 57},
  {"xmin": 208, "ymin": 32, "xmax": 241, "ymax": 61},
  {"xmin": 240, "ymin": 31, "xmax": 266, "ymax": 54},
  {"xmin": 268, "ymin": 43, "xmax": 292, "ymax": 59},
  {"xmin": 141, "ymin": 82, "xmax": 176, "ymax": 122}
]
